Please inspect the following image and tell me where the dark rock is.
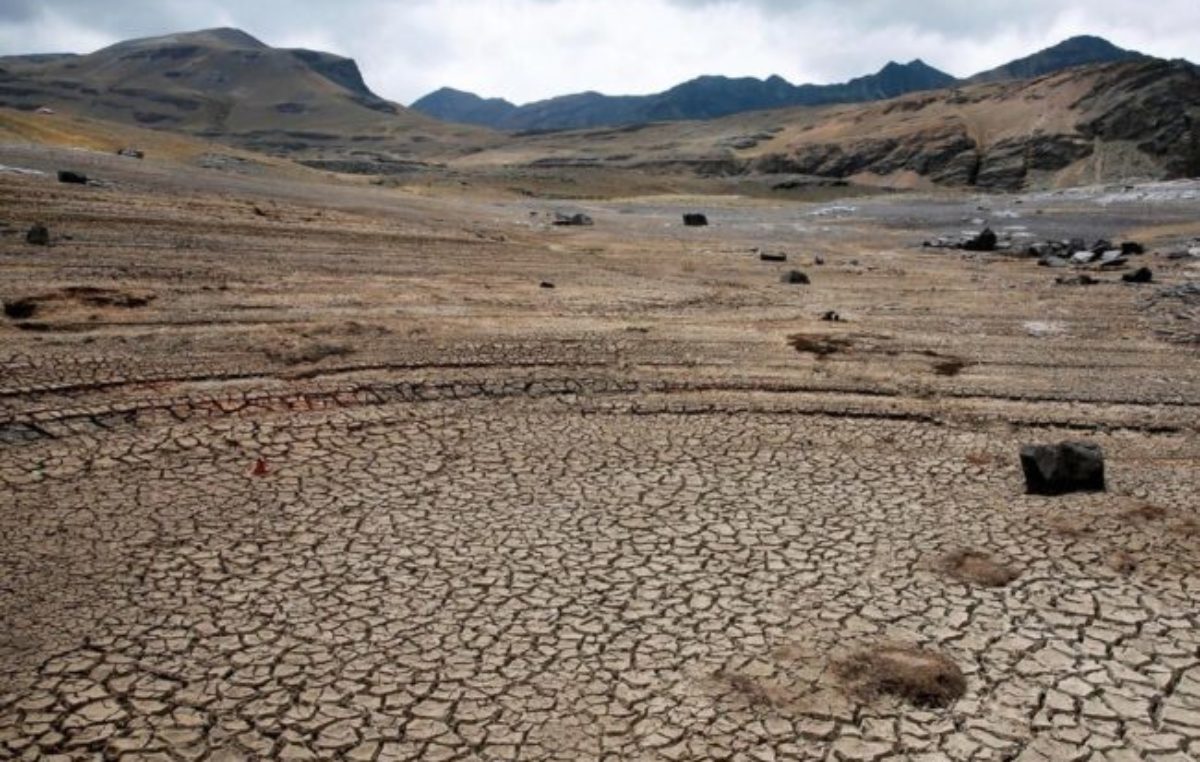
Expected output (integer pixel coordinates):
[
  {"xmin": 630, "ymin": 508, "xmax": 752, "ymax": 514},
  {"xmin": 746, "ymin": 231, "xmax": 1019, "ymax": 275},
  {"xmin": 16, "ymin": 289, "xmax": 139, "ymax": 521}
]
[
  {"xmin": 1027, "ymin": 242, "xmax": 1054, "ymax": 258},
  {"xmin": 1120, "ymin": 241, "xmax": 1144, "ymax": 255},
  {"xmin": 962, "ymin": 228, "xmax": 998, "ymax": 252},
  {"xmin": 814, "ymin": 256, "xmax": 825, "ymax": 265},
  {"xmin": 539, "ymin": 281, "xmax": 555, "ymax": 289},
  {"xmin": 25, "ymin": 223, "xmax": 49, "ymax": 245},
  {"xmin": 759, "ymin": 252, "xmax": 787, "ymax": 262},
  {"xmin": 1055, "ymin": 274, "xmax": 1100, "ymax": 286},
  {"xmin": 780, "ymin": 270, "xmax": 810, "ymax": 285},
  {"xmin": 3, "ymin": 298, "xmax": 38, "ymax": 320},
  {"xmin": 1020, "ymin": 442, "xmax": 1106, "ymax": 496},
  {"xmin": 820, "ymin": 310, "xmax": 842, "ymax": 322},
  {"xmin": 1091, "ymin": 239, "xmax": 1114, "ymax": 254},
  {"xmin": 57, "ymin": 170, "xmax": 88, "ymax": 184},
  {"xmin": 683, "ymin": 213, "xmax": 708, "ymax": 227},
  {"xmin": 552, "ymin": 212, "xmax": 593, "ymax": 227},
  {"xmin": 1123, "ymin": 267, "xmax": 1153, "ymax": 283},
  {"xmin": 1067, "ymin": 238, "xmax": 1088, "ymax": 253},
  {"xmin": 117, "ymin": 147, "xmax": 145, "ymax": 159}
]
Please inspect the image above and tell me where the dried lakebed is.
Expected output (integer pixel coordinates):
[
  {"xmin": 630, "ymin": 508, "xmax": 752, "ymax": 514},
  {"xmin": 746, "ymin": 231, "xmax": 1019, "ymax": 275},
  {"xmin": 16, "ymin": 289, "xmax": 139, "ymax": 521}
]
[{"xmin": 1, "ymin": 156, "xmax": 1199, "ymax": 761}]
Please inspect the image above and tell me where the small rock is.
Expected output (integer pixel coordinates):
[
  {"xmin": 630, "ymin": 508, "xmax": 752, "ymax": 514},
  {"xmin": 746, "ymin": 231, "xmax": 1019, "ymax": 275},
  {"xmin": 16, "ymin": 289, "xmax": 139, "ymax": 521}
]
[
  {"xmin": 683, "ymin": 213, "xmax": 708, "ymax": 227},
  {"xmin": 759, "ymin": 251, "xmax": 787, "ymax": 262},
  {"xmin": 1120, "ymin": 241, "xmax": 1145, "ymax": 256},
  {"xmin": 780, "ymin": 271, "xmax": 810, "ymax": 285},
  {"xmin": 1071, "ymin": 251, "xmax": 1097, "ymax": 265},
  {"xmin": 1055, "ymin": 274, "xmax": 1099, "ymax": 286},
  {"xmin": 552, "ymin": 212, "xmax": 593, "ymax": 227},
  {"xmin": 539, "ymin": 281, "xmax": 555, "ymax": 289},
  {"xmin": 1122, "ymin": 267, "xmax": 1153, "ymax": 284},
  {"xmin": 57, "ymin": 170, "xmax": 88, "ymax": 184},
  {"xmin": 117, "ymin": 148, "xmax": 145, "ymax": 159},
  {"xmin": 814, "ymin": 255, "xmax": 825, "ymax": 265},
  {"xmin": 820, "ymin": 310, "xmax": 841, "ymax": 322},
  {"xmin": 25, "ymin": 223, "xmax": 50, "ymax": 246},
  {"xmin": 1038, "ymin": 255, "xmax": 1071, "ymax": 269},
  {"xmin": 1020, "ymin": 442, "xmax": 1106, "ymax": 496}
]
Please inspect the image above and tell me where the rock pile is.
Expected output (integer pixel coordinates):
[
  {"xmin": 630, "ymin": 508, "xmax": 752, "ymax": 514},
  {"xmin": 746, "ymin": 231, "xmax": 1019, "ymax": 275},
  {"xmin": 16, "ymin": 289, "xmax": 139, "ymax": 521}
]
[{"xmin": 1032, "ymin": 238, "xmax": 1145, "ymax": 269}]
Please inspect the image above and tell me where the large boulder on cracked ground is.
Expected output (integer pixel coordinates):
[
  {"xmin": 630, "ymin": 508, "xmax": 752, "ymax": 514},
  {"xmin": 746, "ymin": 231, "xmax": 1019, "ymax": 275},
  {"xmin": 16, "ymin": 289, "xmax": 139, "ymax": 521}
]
[{"xmin": 1020, "ymin": 441, "xmax": 1106, "ymax": 495}]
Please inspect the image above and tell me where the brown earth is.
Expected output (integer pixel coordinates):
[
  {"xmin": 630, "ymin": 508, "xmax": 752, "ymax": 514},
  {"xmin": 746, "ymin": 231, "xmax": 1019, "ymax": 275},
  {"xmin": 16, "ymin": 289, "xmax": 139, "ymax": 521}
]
[{"xmin": 0, "ymin": 139, "xmax": 1199, "ymax": 761}]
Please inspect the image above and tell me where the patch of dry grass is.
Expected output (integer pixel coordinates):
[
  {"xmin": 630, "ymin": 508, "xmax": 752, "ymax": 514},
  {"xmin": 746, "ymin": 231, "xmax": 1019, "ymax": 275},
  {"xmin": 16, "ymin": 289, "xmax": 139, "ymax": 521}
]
[{"xmin": 836, "ymin": 645, "xmax": 966, "ymax": 709}]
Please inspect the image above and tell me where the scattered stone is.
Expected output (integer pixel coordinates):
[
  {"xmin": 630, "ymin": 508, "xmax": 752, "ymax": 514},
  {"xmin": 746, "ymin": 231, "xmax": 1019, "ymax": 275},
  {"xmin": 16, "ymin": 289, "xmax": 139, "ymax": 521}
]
[
  {"xmin": 820, "ymin": 310, "xmax": 842, "ymax": 322},
  {"xmin": 683, "ymin": 213, "xmax": 708, "ymax": 227},
  {"xmin": 552, "ymin": 212, "xmax": 594, "ymax": 227},
  {"xmin": 1098, "ymin": 251, "xmax": 1129, "ymax": 268},
  {"xmin": 1020, "ymin": 441, "xmax": 1106, "ymax": 496},
  {"xmin": 539, "ymin": 281, "xmax": 555, "ymax": 289},
  {"xmin": 57, "ymin": 170, "xmax": 88, "ymax": 185},
  {"xmin": 1123, "ymin": 267, "xmax": 1153, "ymax": 284},
  {"xmin": 836, "ymin": 646, "xmax": 967, "ymax": 708},
  {"xmin": 931, "ymin": 358, "xmax": 968, "ymax": 376},
  {"xmin": 1120, "ymin": 241, "xmax": 1145, "ymax": 256},
  {"xmin": 1055, "ymin": 274, "xmax": 1100, "ymax": 286},
  {"xmin": 759, "ymin": 252, "xmax": 787, "ymax": 263},
  {"xmin": 1038, "ymin": 255, "xmax": 1070, "ymax": 269},
  {"xmin": 814, "ymin": 255, "xmax": 825, "ymax": 266},
  {"xmin": 1071, "ymin": 250, "xmax": 1097, "ymax": 265},
  {"xmin": 780, "ymin": 271, "xmax": 810, "ymax": 285},
  {"xmin": 117, "ymin": 148, "xmax": 145, "ymax": 159},
  {"xmin": 25, "ymin": 223, "xmax": 50, "ymax": 246}
]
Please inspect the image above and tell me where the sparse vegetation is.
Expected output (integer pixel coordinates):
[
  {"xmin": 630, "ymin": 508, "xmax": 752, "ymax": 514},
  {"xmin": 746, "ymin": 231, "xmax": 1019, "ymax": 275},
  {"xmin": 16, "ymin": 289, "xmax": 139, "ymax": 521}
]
[{"xmin": 836, "ymin": 646, "xmax": 967, "ymax": 708}]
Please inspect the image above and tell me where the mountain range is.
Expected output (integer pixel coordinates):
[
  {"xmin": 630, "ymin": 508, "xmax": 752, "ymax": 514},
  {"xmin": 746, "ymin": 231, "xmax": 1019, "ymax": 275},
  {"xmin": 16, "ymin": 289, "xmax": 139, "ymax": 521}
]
[{"xmin": 412, "ymin": 36, "xmax": 1144, "ymax": 132}]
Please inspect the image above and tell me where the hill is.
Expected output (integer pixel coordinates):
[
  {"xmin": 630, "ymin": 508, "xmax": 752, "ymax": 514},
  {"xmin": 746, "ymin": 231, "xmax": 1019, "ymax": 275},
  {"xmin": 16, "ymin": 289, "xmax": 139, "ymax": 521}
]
[{"xmin": 0, "ymin": 28, "xmax": 486, "ymax": 161}]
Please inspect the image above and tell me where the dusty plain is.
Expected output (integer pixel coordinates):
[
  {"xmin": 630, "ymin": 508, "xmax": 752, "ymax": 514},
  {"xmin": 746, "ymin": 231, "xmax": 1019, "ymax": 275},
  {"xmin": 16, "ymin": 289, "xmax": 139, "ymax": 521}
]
[{"xmin": 1, "ymin": 143, "xmax": 1199, "ymax": 761}]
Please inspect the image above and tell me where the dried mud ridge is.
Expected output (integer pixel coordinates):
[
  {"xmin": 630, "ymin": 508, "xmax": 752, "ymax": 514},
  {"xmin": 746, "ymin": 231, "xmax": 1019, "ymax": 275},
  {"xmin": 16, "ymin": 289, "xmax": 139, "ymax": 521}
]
[{"xmin": 2, "ymin": 169, "xmax": 1200, "ymax": 761}]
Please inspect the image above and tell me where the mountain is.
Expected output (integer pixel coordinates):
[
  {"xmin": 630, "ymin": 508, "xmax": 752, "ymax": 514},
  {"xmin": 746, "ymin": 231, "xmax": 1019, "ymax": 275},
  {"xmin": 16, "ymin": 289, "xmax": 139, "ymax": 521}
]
[
  {"xmin": 412, "ymin": 87, "xmax": 519, "ymax": 127},
  {"xmin": 411, "ymin": 36, "xmax": 1143, "ymax": 132},
  {"xmin": 412, "ymin": 59, "xmax": 956, "ymax": 131},
  {"xmin": 967, "ymin": 35, "xmax": 1144, "ymax": 84},
  {"xmin": 0, "ymin": 27, "xmax": 476, "ymax": 159},
  {"xmin": 461, "ymin": 57, "xmax": 1200, "ymax": 192}
]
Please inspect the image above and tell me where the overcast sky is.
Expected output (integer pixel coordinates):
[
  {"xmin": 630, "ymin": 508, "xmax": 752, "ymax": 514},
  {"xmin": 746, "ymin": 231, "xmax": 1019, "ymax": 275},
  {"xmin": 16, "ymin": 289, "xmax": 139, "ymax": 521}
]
[{"xmin": 0, "ymin": 0, "xmax": 1195, "ymax": 105}]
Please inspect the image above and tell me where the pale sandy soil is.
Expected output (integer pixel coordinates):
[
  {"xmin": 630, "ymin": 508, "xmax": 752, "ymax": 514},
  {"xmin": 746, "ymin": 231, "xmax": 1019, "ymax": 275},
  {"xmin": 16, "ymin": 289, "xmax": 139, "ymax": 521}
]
[{"xmin": 1, "ymin": 144, "xmax": 1199, "ymax": 762}]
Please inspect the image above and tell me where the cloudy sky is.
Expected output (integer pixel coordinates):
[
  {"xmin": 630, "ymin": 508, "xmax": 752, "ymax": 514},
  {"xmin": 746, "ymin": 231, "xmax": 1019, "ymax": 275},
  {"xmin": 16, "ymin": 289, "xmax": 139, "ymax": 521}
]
[{"xmin": 0, "ymin": 0, "xmax": 1195, "ymax": 105}]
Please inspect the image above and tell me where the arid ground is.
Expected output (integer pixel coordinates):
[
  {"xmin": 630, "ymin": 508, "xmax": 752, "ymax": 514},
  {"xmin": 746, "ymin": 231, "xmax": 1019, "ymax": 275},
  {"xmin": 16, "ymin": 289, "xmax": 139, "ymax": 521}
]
[{"xmin": 2, "ymin": 144, "xmax": 1199, "ymax": 761}]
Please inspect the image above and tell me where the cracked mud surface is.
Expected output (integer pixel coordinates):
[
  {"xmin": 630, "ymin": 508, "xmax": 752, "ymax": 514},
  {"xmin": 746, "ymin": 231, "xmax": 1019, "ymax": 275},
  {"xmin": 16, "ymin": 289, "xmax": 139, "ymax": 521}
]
[{"xmin": 2, "ymin": 149, "xmax": 1199, "ymax": 760}]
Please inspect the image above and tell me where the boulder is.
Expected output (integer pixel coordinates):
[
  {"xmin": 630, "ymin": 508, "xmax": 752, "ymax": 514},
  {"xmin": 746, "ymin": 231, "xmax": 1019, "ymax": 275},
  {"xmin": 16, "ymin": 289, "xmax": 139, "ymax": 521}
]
[
  {"xmin": 1071, "ymin": 250, "xmax": 1097, "ymax": 265},
  {"xmin": 780, "ymin": 271, "xmax": 810, "ymax": 285},
  {"xmin": 961, "ymin": 228, "xmax": 998, "ymax": 252},
  {"xmin": 57, "ymin": 170, "xmax": 88, "ymax": 184},
  {"xmin": 1121, "ymin": 241, "xmax": 1145, "ymax": 256},
  {"xmin": 683, "ymin": 213, "xmax": 709, "ymax": 227},
  {"xmin": 25, "ymin": 223, "xmax": 49, "ymax": 246},
  {"xmin": 1020, "ymin": 442, "xmax": 1106, "ymax": 495},
  {"xmin": 1123, "ymin": 267, "xmax": 1153, "ymax": 284}
]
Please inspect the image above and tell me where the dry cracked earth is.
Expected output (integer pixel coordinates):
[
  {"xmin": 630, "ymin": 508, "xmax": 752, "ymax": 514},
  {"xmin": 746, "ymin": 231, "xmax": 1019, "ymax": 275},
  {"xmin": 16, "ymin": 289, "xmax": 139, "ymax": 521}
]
[{"xmin": 2, "ymin": 147, "xmax": 1200, "ymax": 761}]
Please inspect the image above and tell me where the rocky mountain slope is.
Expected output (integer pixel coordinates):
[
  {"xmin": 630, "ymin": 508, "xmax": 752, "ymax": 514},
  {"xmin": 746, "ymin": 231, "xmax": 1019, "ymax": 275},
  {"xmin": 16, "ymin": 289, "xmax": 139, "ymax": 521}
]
[
  {"xmin": 412, "ymin": 36, "xmax": 1141, "ymax": 132},
  {"xmin": 457, "ymin": 58, "xmax": 1200, "ymax": 192},
  {"xmin": 0, "ymin": 28, "xmax": 483, "ymax": 160}
]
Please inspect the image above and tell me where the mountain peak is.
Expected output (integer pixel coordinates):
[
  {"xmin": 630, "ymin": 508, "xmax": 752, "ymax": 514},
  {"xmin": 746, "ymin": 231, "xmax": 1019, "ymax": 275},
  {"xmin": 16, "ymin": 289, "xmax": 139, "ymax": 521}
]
[
  {"xmin": 96, "ymin": 27, "xmax": 268, "ymax": 56},
  {"xmin": 968, "ymin": 35, "xmax": 1140, "ymax": 84}
]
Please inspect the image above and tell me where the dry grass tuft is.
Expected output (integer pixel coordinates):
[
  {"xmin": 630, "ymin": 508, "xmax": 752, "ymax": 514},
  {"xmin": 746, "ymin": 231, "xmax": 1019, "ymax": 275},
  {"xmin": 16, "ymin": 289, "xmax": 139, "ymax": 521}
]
[
  {"xmin": 713, "ymin": 670, "xmax": 778, "ymax": 708},
  {"xmin": 836, "ymin": 645, "xmax": 966, "ymax": 709},
  {"xmin": 938, "ymin": 549, "xmax": 1020, "ymax": 587},
  {"xmin": 265, "ymin": 341, "xmax": 354, "ymax": 366},
  {"xmin": 788, "ymin": 333, "xmax": 853, "ymax": 358}
]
